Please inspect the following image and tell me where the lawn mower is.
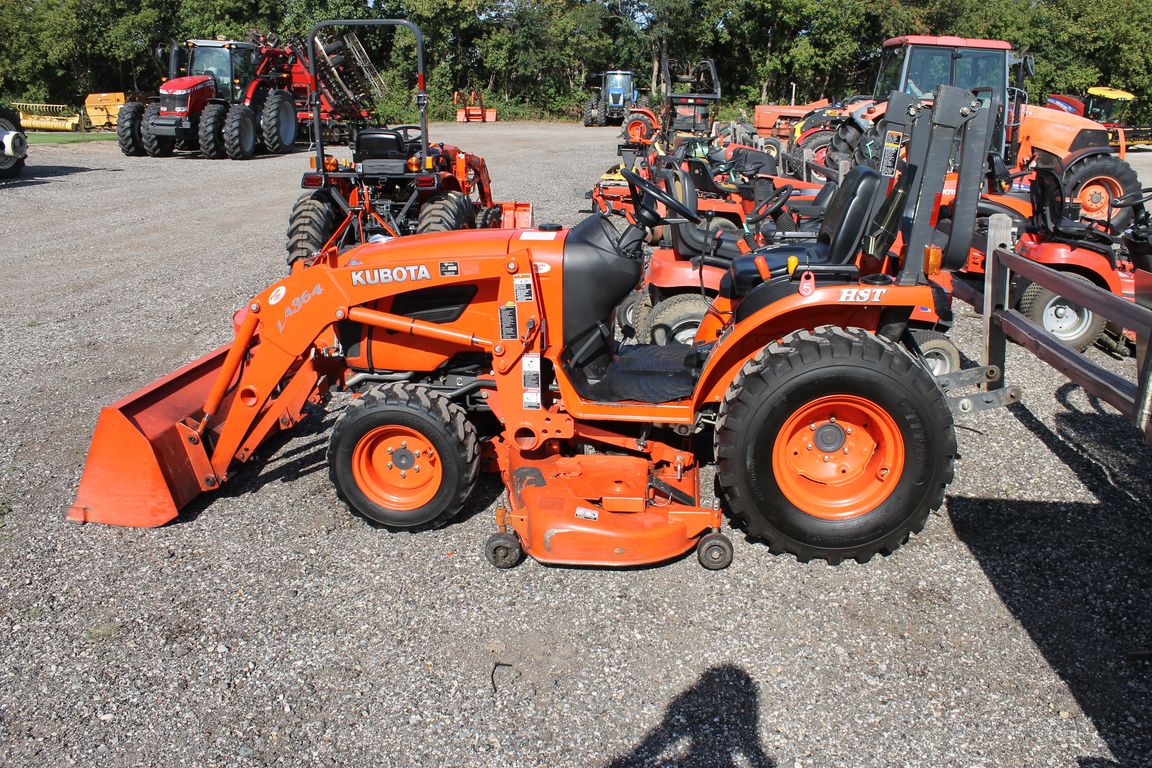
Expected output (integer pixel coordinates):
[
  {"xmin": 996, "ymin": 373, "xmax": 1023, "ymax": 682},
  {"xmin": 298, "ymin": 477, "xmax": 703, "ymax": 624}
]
[
  {"xmin": 69, "ymin": 85, "xmax": 997, "ymax": 570},
  {"xmin": 286, "ymin": 21, "xmax": 531, "ymax": 269}
]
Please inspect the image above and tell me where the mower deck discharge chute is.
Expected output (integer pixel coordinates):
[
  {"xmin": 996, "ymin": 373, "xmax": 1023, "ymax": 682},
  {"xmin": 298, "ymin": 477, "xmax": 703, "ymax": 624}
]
[{"xmin": 71, "ymin": 85, "xmax": 1003, "ymax": 569}]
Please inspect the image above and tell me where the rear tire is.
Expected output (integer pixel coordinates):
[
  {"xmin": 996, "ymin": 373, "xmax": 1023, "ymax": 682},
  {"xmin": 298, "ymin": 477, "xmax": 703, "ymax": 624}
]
[
  {"xmin": 1064, "ymin": 154, "xmax": 1140, "ymax": 232},
  {"xmin": 416, "ymin": 191, "xmax": 473, "ymax": 233},
  {"xmin": 476, "ymin": 206, "xmax": 503, "ymax": 229},
  {"xmin": 582, "ymin": 97, "xmax": 596, "ymax": 127},
  {"xmin": 715, "ymin": 326, "xmax": 955, "ymax": 564},
  {"xmin": 789, "ymin": 130, "xmax": 833, "ymax": 182},
  {"xmin": 615, "ymin": 289, "xmax": 652, "ymax": 338},
  {"xmin": 286, "ymin": 191, "xmax": 339, "ymax": 267},
  {"xmin": 198, "ymin": 103, "xmax": 227, "ymax": 159},
  {"xmin": 115, "ymin": 102, "xmax": 145, "ymax": 157},
  {"xmin": 328, "ymin": 383, "xmax": 478, "ymax": 530},
  {"xmin": 644, "ymin": 293, "xmax": 710, "ymax": 345},
  {"xmin": 140, "ymin": 103, "xmax": 174, "ymax": 157},
  {"xmin": 223, "ymin": 104, "xmax": 257, "ymax": 160},
  {"xmin": 1018, "ymin": 273, "xmax": 1107, "ymax": 352},
  {"xmin": 260, "ymin": 89, "xmax": 298, "ymax": 154},
  {"xmin": 623, "ymin": 113, "xmax": 655, "ymax": 143}
]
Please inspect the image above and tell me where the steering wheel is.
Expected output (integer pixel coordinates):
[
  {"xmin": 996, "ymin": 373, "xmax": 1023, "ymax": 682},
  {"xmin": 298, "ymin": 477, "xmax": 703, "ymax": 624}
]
[
  {"xmin": 620, "ymin": 168, "xmax": 700, "ymax": 223},
  {"xmin": 1112, "ymin": 187, "xmax": 1152, "ymax": 208},
  {"xmin": 391, "ymin": 125, "xmax": 424, "ymax": 144},
  {"xmin": 745, "ymin": 184, "xmax": 794, "ymax": 225}
]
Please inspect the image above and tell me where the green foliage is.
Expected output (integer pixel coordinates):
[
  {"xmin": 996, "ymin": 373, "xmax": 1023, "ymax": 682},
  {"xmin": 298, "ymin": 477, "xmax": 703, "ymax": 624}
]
[{"xmin": 3, "ymin": 0, "xmax": 1152, "ymax": 123}]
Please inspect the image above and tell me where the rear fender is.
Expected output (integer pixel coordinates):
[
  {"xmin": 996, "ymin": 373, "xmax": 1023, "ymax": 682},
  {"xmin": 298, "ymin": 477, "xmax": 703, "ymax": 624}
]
[
  {"xmin": 647, "ymin": 249, "xmax": 722, "ymax": 293},
  {"xmin": 691, "ymin": 283, "xmax": 935, "ymax": 409},
  {"xmin": 1016, "ymin": 239, "xmax": 1122, "ymax": 294}
]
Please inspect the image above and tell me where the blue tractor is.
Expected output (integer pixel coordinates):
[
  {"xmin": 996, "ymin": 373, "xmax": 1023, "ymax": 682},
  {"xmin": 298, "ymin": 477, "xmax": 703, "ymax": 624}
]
[{"xmin": 583, "ymin": 70, "xmax": 647, "ymax": 126}]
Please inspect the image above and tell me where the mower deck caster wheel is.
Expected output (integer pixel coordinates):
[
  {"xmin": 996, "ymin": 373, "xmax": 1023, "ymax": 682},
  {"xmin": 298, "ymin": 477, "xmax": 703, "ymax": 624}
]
[
  {"xmin": 485, "ymin": 532, "xmax": 524, "ymax": 569},
  {"xmin": 697, "ymin": 532, "xmax": 733, "ymax": 570}
]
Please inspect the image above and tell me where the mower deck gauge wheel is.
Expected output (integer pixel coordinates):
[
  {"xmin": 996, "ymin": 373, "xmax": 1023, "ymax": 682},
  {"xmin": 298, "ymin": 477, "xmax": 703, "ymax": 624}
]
[
  {"xmin": 696, "ymin": 532, "xmax": 734, "ymax": 570},
  {"xmin": 484, "ymin": 532, "xmax": 524, "ymax": 569}
]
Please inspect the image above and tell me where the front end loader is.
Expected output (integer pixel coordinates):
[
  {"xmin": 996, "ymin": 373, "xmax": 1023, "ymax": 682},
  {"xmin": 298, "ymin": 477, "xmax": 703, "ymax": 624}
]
[{"xmin": 71, "ymin": 85, "xmax": 997, "ymax": 569}]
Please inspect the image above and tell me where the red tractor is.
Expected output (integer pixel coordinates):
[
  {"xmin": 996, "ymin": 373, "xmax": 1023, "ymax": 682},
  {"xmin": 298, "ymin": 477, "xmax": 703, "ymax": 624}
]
[
  {"xmin": 117, "ymin": 33, "xmax": 379, "ymax": 160},
  {"xmin": 285, "ymin": 21, "xmax": 532, "ymax": 268}
]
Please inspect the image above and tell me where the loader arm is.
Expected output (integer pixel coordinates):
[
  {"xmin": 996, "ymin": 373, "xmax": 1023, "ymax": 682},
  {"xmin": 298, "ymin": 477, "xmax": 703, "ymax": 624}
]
[{"xmin": 69, "ymin": 243, "xmax": 514, "ymax": 528}]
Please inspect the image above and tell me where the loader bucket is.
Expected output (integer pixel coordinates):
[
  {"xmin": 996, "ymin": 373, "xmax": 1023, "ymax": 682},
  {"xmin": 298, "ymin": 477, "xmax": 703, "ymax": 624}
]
[{"xmin": 69, "ymin": 345, "xmax": 232, "ymax": 527}]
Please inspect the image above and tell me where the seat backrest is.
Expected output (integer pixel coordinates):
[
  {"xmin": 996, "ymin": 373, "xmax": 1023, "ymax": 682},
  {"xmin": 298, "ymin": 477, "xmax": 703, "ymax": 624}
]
[
  {"xmin": 353, "ymin": 128, "xmax": 405, "ymax": 161},
  {"xmin": 815, "ymin": 165, "xmax": 883, "ymax": 263},
  {"xmin": 684, "ymin": 158, "xmax": 727, "ymax": 196},
  {"xmin": 1029, "ymin": 167, "xmax": 1067, "ymax": 233}
]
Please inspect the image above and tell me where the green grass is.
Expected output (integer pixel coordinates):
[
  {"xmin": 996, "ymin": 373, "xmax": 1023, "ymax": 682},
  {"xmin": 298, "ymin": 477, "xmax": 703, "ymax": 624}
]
[{"xmin": 25, "ymin": 131, "xmax": 118, "ymax": 145}]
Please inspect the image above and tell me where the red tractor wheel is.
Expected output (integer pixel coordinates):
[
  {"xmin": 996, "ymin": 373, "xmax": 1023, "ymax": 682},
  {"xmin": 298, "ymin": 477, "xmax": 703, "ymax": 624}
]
[
  {"xmin": 198, "ymin": 103, "xmax": 228, "ymax": 159},
  {"xmin": 715, "ymin": 326, "xmax": 954, "ymax": 564},
  {"xmin": 623, "ymin": 114, "xmax": 655, "ymax": 143}
]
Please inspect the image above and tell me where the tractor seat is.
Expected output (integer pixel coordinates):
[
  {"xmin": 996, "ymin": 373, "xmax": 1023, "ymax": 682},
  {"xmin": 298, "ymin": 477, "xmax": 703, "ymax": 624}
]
[
  {"xmin": 579, "ymin": 344, "xmax": 701, "ymax": 403},
  {"xmin": 721, "ymin": 165, "xmax": 884, "ymax": 302},
  {"xmin": 353, "ymin": 128, "xmax": 406, "ymax": 161},
  {"xmin": 729, "ymin": 146, "xmax": 779, "ymax": 178},
  {"xmin": 685, "ymin": 159, "xmax": 737, "ymax": 197},
  {"xmin": 1029, "ymin": 167, "xmax": 1117, "ymax": 259}
]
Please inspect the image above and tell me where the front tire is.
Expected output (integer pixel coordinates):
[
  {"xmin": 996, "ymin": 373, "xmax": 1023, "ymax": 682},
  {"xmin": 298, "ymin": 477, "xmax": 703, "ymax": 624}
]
[
  {"xmin": 140, "ymin": 103, "xmax": 174, "ymax": 157},
  {"xmin": 715, "ymin": 326, "xmax": 955, "ymax": 564},
  {"xmin": 644, "ymin": 293, "xmax": 710, "ymax": 345},
  {"xmin": 198, "ymin": 103, "xmax": 228, "ymax": 159},
  {"xmin": 260, "ymin": 89, "xmax": 298, "ymax": 154},
  {"xmin": 1018, "ymin": 273, "xmax": 1107, "ymax": 352},
  {"xmin": 910, "ymin": 329, "xmax": 961, "ymax": 376},
  {"xmin": 223, "ymin": 104, "xmax": 257, "ymax": 160},
  {"xmin": 328, "ymin": 383, "xmax": 479, "ymax": 530},
  {"xmin": 623, "ymin": 113, "xmax": 655, "ymax": 143},
  {"xmin": 115, "ymin": 102, "xmax": 145, "ymax": 157}
]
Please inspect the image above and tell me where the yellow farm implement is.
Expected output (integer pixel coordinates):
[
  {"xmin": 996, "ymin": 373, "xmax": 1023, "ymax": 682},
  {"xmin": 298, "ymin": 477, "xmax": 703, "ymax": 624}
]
[{"xmin": 12, "ymin": 102, "xmax": 84, "ymax": 131}]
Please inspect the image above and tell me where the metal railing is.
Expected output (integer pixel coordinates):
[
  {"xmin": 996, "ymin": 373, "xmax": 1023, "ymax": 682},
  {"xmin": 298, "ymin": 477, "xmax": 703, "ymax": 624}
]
[{"xmin": 957, "ymin": 213, "xmax": 1152, "ymax": 442}]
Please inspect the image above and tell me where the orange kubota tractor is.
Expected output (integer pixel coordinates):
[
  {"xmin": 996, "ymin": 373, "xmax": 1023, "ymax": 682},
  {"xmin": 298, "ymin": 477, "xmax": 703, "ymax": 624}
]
[
  {"xmin": 69, "ymin": 81, "xmax": 998, "ymax": 570},
  {"xmin": 781, "ymin": 36, "xmax": 1139, "ymax": 232}
]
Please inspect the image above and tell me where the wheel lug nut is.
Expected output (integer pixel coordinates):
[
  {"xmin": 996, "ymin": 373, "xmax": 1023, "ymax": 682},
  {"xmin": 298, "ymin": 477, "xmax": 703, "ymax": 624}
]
[
  {"xmin": 387, "ymin": 447, "xmax": 393, "ymax": 454},
  {"xmin": 401, "ymin": 441, "xmax": 407, "ymax": 449},
  {"xmin": 829, "ymin": 416, "xmax": 836, "ymax": 423},
  {"xmin": 843, "ymin": 447, "xmax": 849, "ymax": 454},
  {"xmin": 806, "ymin": 443, "xmax": 813, "ymax": 451},
  {"xmin": 386, "ymin": 462, "xmax": 393, "ymax": 470},
  {"xmin": 809, "ymin": 423, "xmax": 816, "ymax": 431},
  {"xmin": 846, "ymin": 427, "xmax": 853, "ymax": 435},
  {"xmin": 414, "ymin": 465, "xmax": 420, "ymax": 473},
  {"xmin": 823, "ymin": 454, "xmax": 830, "ymax": 462},
  {"xmin": 400, "ymin": 471, "xmax": 407, "ymax": 479}
]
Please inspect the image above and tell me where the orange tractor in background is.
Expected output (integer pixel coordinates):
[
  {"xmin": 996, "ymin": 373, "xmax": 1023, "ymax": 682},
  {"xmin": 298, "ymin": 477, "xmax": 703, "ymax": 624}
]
[
  {"xmin": 69, "ymin": 82, "xmax": 1001, "ymax": 570},
  {"xmin": 285, "ymin": 21, "xmax": 530, "ymax": 268},
  {"xmin": 775, "ymin": 36, "xmax": 1140, "ymax": 231}
]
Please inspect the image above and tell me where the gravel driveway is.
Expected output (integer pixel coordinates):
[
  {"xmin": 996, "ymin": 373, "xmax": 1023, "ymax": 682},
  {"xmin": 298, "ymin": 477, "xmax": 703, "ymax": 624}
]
[{"xmin": 0, "ymin": 125, "xmax": 1149, "ymax": 767}]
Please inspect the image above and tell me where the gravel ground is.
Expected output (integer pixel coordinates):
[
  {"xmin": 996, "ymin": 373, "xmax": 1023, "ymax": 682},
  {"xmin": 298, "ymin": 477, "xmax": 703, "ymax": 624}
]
[{"xmin": 0, "ymin": 126, "xmax": 1149, "ymax": 767}]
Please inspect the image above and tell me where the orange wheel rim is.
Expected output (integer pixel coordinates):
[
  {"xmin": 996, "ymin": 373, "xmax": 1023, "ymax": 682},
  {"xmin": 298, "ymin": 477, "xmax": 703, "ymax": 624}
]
[
  {"xmin": 1076, "ymin": 176, "xmax": 1120, "ymax": 219},
  {"xmin": 772, "ymin": 395, "xmax": 904, "ymax": 520},
  {"xmin": 351, "ymin": 425, "xmax": 442, "ymax": 511},
  {"xmin": 627, "ymin": 121, "xmax": 647, "ymax": 141}
]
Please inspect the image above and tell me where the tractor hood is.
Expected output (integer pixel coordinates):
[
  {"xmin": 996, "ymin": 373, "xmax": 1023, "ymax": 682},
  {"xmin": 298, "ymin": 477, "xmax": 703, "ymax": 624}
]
[
  {"xmin": 341, "ymin": 227, "xmax": 538, "ymax": 268},
  {"xmin": 160, "ymin": 74, "xmax": 217, "ymax": 97},
  {"xmin": 1021, "ymin": 103, "xmax": 1113, "ymax": 153}
]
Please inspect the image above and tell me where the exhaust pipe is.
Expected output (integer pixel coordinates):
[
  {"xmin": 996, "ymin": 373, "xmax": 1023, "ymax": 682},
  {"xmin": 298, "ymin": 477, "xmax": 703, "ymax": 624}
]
[{"xmin": 1, "ymin": 128, "xmax": 27, "ymax": 159}]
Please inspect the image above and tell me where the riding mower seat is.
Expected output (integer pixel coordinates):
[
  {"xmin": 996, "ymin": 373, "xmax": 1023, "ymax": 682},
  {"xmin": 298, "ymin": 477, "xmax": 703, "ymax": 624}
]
[
  {"xmin": 1028, "ymin": 167, "xmax": 1117, "ymax": 260},
  {"xmin": 354, "ymin": 128, "xmax": 412, "ymax": 178}
]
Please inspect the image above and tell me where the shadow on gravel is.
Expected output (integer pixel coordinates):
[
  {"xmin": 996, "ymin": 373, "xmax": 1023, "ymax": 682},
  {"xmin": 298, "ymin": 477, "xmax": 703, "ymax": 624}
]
[
  {"xmin": 605, "ymin": 665, "xmax": 774, "ymax": 768},
  {"xmin": 949, "ymin": 394, "xmax": 1152, "ymax": 765},
  {"xmin": 0, "ymin": 164, "xmax": 109, "ymax": 188}
]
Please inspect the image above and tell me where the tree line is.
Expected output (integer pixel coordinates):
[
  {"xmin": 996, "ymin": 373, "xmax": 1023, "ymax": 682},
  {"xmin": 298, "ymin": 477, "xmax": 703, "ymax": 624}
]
[{"xmin": 2, "ymin": 0, "xmax": 1151, "ymax": 122}]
